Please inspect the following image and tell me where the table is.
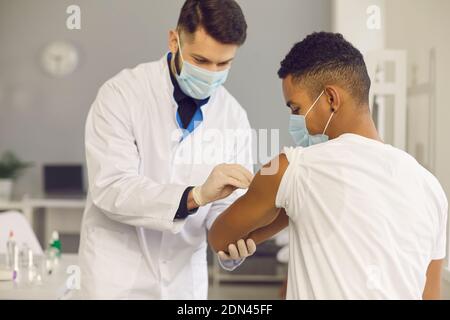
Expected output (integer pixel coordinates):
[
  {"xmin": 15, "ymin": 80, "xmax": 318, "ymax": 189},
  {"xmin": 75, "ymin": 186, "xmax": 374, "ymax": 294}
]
[
  {"xmin": 0, "ymin": 197, "xmax": 86, "ymax": 247},
  {"xmin": 0, "ymin": 254, "xmax": 79, "ymax": 300}
]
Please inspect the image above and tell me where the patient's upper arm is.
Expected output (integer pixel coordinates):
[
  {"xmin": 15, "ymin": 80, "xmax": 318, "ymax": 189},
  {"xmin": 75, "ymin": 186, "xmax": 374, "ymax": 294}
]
[
  {"xmin": 423, "ymin": 259, "xmax": 443, "ymax": 300},
  {"xmin": 208, "ymin": 154, "xmax": 289, "ymax": 252}
]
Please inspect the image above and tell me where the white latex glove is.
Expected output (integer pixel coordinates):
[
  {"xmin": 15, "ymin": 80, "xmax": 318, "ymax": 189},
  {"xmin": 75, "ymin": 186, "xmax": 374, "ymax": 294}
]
[
  {"xmin": 218, "ymin": 239, "xmax": 257, "ymax": 260},
  {"xmin": 192, "ymin": 164, "xmax": 253, "ymax": 206}
]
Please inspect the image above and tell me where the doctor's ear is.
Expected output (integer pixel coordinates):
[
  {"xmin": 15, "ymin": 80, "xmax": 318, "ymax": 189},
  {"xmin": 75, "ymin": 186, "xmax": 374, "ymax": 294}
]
[
  {"xmin": 168, "ymin": 30, "xmax": 179, "ymax": 54},
  {"xmin": 324, "ymin": 86, "xmax": 341, "ymax": 113}
]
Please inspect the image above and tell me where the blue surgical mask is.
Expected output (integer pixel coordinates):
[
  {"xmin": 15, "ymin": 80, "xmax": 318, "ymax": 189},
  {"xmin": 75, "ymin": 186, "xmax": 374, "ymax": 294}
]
[
  {"xmin": 174, "ymin": 33, "xmax": 229, "ymax": 100},
  {"xmin": 288, "ymin": 90, "xmax": 335, "ymax": 147}
]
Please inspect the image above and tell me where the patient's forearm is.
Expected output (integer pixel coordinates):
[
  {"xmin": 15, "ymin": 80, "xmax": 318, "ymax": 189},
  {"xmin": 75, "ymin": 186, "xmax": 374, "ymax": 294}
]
[
  {"xmin": 247, "ymin": 209, "xmax": 289, "ymax": 244},
  {"xmin": 208, "ymin": 197, "xmax": 280, "ymax": 253},
  {"xmin": 208, "ymin": 206, "xmax": 279, "ymax": 253}
]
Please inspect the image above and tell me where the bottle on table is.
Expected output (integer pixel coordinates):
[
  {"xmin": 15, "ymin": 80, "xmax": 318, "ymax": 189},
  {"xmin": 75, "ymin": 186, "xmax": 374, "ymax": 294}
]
[{"xmin": 6, "ymin": 230, "xmax": 16, "ymax": 270}]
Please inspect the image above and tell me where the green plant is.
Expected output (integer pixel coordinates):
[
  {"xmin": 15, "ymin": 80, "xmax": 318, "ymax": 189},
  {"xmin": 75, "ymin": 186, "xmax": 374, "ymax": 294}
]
[{"xmin": 0, "ymin": 151, "xmax": 32, "ymax": 179}]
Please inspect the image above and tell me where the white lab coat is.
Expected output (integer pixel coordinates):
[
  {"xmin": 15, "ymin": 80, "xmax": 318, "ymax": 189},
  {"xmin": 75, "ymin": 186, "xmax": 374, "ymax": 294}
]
[{"xmin": 78, "ymin": 55, "xmax": 253, "ymax": 299}]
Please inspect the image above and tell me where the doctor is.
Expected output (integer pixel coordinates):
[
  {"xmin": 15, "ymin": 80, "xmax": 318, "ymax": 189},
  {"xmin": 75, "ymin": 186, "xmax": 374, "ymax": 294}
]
[{"xmin": 79, "ymin": 0, "xmax": 256, "ymax": 299}]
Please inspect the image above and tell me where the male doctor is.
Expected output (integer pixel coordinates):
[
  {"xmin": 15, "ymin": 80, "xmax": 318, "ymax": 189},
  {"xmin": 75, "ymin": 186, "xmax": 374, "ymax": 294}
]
[{"xmin": 78, "ymin": 0, "xmax": 256, "ymax": 299}]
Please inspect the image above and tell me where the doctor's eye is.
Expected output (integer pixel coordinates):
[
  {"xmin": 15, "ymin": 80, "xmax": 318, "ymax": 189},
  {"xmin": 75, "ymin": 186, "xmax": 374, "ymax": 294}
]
[{"xmin": 193, "ymin": 57, "xmax": 208, "ymax": 65}]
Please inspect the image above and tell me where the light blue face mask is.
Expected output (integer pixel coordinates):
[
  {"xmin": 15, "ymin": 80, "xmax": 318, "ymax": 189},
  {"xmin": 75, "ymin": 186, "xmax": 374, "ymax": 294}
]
[
  {"xmin": 289, "ymin": 90, "xmax": 335, "ymax": 147},
  {"xmin": 174, "ymin": 33, "xmax": 230, "ymax": 100}
]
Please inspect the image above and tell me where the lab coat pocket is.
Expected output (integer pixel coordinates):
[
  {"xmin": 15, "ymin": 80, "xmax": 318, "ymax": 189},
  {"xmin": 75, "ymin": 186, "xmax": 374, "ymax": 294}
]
[{"xmin": 89, "ymin": 227, "xmax": 142, "ymax": 298}]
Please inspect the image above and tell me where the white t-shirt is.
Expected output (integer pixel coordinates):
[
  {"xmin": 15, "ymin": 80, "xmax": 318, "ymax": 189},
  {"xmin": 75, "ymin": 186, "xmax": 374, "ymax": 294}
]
[{"xmin": 276, "ymin": 133, "xmax": 448, "ymax": 300}]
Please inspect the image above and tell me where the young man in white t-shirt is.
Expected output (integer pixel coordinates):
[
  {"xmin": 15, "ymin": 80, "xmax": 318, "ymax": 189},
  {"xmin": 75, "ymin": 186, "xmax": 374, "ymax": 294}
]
[{"xmin": 208, "ymin": 32, "xmax": 448, "ymax": 300}]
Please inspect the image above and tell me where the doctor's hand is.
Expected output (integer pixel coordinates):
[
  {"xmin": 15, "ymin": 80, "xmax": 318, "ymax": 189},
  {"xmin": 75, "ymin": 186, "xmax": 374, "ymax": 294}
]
[
  {"xmin": 191, "ymin": 164, "xmax": 253, "ymax": 207},
  {"xmin": 218, "ymin": 239, "xmax": 257, "ymax": 261}
]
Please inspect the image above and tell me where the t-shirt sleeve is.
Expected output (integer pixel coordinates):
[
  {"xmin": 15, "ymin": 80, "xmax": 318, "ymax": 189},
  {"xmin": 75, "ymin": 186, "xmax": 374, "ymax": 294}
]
[
  {"xmin": 275, "ymin": 147, "xmax": 305, "ymax": 221},
  {"xmin": 432, "ymin": 191, "xmax": 448, "ymax": 260}
]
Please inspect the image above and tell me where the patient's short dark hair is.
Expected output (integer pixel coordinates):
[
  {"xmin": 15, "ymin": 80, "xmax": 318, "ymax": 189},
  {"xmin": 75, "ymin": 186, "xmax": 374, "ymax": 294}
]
[
  {"xmin": 278, "ymin": 32, "xmax": 371, "ymax": 105},
  {"xmin": 177, "ymin": 0, "xmax": 247, "ymax": 45}
]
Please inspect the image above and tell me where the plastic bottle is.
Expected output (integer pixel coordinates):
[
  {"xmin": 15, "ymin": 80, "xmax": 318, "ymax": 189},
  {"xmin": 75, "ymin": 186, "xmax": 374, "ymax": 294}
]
[
  {"xmin": 12, "ymin": 244, "xmax": 19, "ymax": 281},
  {"xmin": 49, "ymin": 231, "xmax": 62, "ymax": 258},
  {"xmin": 6, "ymin": 231, "xmax": 16, "ymax": 270}
]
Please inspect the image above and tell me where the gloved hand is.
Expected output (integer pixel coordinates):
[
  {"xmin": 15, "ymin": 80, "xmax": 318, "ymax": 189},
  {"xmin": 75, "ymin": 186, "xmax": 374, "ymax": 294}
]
[
  {"xmin": 218, "ymin": 239, "xmax": 256, "ymax": 260},
  {"xmin": 192, "ymin": 164, "xmax": 253, "ymax": 206}
]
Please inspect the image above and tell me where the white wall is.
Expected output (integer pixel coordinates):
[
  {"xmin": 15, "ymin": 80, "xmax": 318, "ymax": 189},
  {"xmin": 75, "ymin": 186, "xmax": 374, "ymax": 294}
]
[
  {"xmin": 331, "ymin": 0, "xmax": 386, "ymax": 54},
  {"xmin": 0, "ymin": 0, "xmax": 331, "ymax": 197}
]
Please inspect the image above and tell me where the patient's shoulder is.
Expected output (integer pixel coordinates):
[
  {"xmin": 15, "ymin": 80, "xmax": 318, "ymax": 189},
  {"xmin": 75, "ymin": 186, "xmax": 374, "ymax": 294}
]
[
  {"xmin": 260, "ymin": 153, "xmax": 289, "ymax": 177},
  {"xmin": 248, "ymin": 154, "xmax": 289, "ymax": 201}
]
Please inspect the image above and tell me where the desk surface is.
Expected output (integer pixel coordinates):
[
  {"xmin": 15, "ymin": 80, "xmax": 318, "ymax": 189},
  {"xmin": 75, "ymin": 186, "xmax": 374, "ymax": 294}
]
[
  {"xmin": 0, "ymin": 197, "xmax": 86, "ymax": 208},
  {"xmin": 0, "ymin": 254, "xmax": 79, "ymax": 300},
  {"xmin": 27, "ymin": 198, "xmax": 86, "ymax": 208}
]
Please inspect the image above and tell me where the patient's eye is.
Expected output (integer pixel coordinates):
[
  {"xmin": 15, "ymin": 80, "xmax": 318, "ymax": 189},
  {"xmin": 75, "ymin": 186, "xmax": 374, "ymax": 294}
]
[{"xmin": 288, "ymin": 104, "xmax": 300, "ymax": 115}]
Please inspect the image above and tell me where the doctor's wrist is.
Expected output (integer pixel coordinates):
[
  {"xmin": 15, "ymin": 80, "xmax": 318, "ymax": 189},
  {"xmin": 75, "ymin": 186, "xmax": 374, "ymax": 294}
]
[
  {"xmin": 187, "ymin": 187, "xmax": 201, "ymax": 210},
  {"xmin": 174, "ymin": 186, "xmax": 199, "ymax": 220},
  {"xmin": 191, "ymin": 185, "xmax": 208, "ymax": 207}
]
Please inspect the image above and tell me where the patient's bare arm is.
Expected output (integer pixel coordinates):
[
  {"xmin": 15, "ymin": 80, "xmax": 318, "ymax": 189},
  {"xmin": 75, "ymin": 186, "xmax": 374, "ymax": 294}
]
[
  {"xmin": 208, "ymin": 154, "xmax": 289, "ymax": 253},
  {"xmin": 247, "ymin": 208, "xmax": 289, "ymax": 245}
]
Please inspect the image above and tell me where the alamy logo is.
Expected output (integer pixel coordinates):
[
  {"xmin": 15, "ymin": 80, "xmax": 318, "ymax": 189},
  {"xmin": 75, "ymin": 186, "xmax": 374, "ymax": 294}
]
[
  {"xmin": 66, "ymin": 265, "xmax": 81, "ymax": 290},
  {"xmin": 367, "ymin": 5, "xmax": 381, "ymax": 30},
  {"xmin": 66, "ymin": 5, "xmax": 81, "ymax": 30}
]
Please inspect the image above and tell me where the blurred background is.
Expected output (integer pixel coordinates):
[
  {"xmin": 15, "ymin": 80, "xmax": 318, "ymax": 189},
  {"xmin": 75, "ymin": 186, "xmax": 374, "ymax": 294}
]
[{"xmin": 0, "ymin": 0, "xmax": 449, "ymax": 299}]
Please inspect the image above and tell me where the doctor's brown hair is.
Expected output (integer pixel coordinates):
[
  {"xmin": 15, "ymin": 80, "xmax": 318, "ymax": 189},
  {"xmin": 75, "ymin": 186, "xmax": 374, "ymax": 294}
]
[{"xmin": 177, "ymin": 0, "xmax": 247, "ymax": 45}]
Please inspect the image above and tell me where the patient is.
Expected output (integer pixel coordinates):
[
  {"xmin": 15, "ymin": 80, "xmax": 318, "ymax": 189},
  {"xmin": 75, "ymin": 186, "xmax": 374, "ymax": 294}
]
[{"xmin": 208, "ymin": 32, "xmax": 448, "ymax": 300}]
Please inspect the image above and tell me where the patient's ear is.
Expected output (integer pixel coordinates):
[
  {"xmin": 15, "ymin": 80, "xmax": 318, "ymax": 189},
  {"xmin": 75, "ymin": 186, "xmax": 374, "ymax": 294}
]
[{"xmin": 324, "ymin": 86, "xmax": 341, "ymax": 113}]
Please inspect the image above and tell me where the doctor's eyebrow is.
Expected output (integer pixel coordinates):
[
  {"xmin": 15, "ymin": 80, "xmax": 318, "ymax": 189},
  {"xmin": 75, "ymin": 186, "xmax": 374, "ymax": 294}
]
[{"xmin": 191, "ymin": 54, "xmax": 234, "ymax": 65}]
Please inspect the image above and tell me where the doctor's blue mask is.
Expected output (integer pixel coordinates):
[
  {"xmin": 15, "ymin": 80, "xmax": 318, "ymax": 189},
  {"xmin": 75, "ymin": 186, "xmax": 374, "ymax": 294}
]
[
  {"xmin": 174, "ymin": 33, "xmax": 230, "ymax": 100},
  {"xmin": 288, "ymin": 90, "xmax": 335, "ymax": 147}
]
